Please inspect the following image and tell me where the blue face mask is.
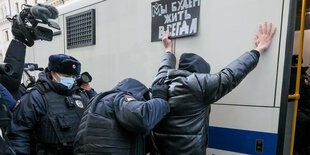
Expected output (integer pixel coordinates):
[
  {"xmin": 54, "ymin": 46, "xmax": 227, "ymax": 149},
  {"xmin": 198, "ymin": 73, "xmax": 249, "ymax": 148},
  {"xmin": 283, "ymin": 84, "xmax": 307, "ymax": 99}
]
[{"xmin": 55, "ymin": 73, "xmax": 75, "ymax": 89}]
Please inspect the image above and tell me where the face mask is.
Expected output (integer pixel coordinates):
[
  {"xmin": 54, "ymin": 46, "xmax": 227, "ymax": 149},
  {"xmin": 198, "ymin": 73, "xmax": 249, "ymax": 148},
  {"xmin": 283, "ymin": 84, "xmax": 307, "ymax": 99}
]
[{"xmin": 55, "ymin": 73, "xmax": 75, "ymax": 89}]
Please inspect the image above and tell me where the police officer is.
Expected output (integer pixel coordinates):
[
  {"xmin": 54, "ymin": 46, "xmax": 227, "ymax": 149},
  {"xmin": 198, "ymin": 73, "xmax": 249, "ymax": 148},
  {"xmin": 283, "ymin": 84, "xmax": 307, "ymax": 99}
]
[
  {"xmin": 151, "ymin": 22, "xmax": 277, "ymax": 155},
  {"xmin": 8, "ymin": 54, "xmax": 92, "ymax": 155},
  {"xmin": 74, "ymin": 78, "xmax": 170, "ymax": 155}
]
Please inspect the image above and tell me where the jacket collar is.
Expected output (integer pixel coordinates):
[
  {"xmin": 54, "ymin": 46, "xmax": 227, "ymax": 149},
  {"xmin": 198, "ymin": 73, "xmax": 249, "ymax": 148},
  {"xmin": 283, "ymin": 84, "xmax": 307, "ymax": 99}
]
[{"xmin": 167, "ymin": 69, "xmax": 192, "ymax": 79}]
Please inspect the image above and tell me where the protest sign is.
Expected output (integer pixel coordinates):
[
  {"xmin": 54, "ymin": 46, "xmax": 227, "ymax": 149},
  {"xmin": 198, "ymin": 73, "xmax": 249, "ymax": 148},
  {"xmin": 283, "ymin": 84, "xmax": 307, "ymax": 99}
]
[{"xmin": 151, "ymin": 0, "xmax": 201, "ymax": 42}]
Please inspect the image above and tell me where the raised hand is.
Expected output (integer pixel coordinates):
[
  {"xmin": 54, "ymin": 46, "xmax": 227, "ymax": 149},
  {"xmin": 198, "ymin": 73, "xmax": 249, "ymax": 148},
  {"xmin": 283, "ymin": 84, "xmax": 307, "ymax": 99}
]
[
  {"xmin": 254, "ymin": 22, "xmax": 277, "ymax": 54},
  {"xmin": 162, "ymin": 31, "xmax": 173, "ymax": 53}
]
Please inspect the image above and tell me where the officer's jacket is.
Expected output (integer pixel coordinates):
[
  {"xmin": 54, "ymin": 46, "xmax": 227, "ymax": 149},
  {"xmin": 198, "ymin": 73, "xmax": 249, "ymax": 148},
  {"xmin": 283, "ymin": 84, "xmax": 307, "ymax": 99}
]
[
  {"xmin": 8, "ymin": 70, "xmax": 90, "ymax": 154},
  {"xmin": 151, "ymin": 51, "xmax": 260, "ymax": 155},
  {"xmin": 74, "ymin": 78, "xmax": 170, "ymax": 155}
]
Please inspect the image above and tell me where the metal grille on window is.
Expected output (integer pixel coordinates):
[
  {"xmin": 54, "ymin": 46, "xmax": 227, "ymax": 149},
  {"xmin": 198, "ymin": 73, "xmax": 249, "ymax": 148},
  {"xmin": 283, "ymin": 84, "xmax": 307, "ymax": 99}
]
[{"xmin": 66, "ymin": 9, "xmax": 96, "ymax": 49}]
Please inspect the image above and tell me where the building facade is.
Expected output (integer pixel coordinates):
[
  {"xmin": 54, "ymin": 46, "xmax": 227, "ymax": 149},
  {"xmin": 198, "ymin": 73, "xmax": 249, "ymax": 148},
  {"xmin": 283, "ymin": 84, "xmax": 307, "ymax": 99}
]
[{"xmin": 0, "ymin": 0, "xmax": 74, "ymax": 62}]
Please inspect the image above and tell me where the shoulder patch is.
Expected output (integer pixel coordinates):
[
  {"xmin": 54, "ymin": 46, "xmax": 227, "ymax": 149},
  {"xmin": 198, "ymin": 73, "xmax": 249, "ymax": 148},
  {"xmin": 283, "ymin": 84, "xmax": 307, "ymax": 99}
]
[
  {"xmin": 124, "ymin": 95, "xmax": 136, "ymax": 102},
  {"xmin": 75, "ymin": 100, "xmax": 84, "ymax": 109},
  {"xmin": 13, "ymin": 100, "xmax": 21, "ymax": 111}
]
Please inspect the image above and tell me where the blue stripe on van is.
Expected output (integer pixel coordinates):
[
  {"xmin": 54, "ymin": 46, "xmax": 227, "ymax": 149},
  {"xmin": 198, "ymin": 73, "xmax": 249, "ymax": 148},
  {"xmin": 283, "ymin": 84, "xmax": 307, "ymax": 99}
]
[{"xmin": 208, "ymin": 126, "xmax": 278, "ymax": 155}]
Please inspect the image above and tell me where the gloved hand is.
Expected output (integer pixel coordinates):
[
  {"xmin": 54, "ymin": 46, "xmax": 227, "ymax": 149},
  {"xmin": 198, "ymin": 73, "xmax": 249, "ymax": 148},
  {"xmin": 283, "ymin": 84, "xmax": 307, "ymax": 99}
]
[
  {"xmin": 151, "ymin": 83, "xmax": 169, "ymax": 100},
  {"xmin": 11, "ymin": 14, "xmax": 35, "ymax": 47}
]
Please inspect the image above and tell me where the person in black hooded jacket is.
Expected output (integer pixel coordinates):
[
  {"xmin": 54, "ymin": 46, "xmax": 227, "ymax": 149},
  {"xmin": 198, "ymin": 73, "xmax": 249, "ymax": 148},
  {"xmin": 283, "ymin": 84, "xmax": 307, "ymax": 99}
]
[{"xmin": 150, "ymin": 22, "xmax": 277, "ymax": 155}]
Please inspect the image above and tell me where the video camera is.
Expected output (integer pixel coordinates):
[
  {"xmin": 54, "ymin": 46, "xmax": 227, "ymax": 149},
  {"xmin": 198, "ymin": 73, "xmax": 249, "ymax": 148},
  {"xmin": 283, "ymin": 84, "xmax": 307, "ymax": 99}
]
[
  {"xmin": 76, "ymin": 72, "xmax": 93, "ymax": 86},
  {"xmin": 0, "ymin": 63, "xmax": 13, "ymax": 75},
  {"xmin": 7, "ymin": 3, "xmax": 60, "ymax": 46}
]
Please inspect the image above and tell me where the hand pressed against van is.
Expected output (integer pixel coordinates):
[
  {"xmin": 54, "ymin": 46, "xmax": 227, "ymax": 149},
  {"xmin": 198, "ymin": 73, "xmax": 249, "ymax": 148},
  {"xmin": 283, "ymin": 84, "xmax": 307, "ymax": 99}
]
[
  {"xmin": 162, "ymin": 31, "xmax": 173, "ymax": 53},
  {"xmin": 255, "ymin": 22, "xmax": 277, "ymax": 54}
]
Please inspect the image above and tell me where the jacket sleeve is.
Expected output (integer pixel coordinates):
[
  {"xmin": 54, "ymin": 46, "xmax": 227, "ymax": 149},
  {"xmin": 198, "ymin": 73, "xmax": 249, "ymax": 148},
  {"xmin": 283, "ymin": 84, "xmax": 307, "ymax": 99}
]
[
  {"xmin": 114, "ymin": 95, "xmax": 170, "ymax": 134},
  {"xmin": 194, "ymin": 50, "xmax": 260, "ymax": 103},
  {"xmin": 151, "ymin": 52, "xmax": 176, "ymax": 86},
  {"xmin": 0, "ymin": 83, "xmax": 16, "ymax": 111},
  {"xmin": 7, "ymin": 90, "xmax": 45, "ymax": 154},
  {"xmin": 0, "ymin": 40, "xmax": 26, "ymax": 97}
]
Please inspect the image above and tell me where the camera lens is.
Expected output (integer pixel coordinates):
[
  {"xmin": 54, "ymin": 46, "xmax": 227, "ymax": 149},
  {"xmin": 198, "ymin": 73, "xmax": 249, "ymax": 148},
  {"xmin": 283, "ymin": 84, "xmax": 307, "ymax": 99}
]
[{"xmin": 81, "ymin": 74, "xmax": 90, "ymax": 83}]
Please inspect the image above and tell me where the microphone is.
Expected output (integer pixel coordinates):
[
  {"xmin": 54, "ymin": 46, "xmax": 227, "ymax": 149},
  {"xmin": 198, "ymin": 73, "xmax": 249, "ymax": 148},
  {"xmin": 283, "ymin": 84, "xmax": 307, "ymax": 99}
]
[{"xmin": 30, "ymin": 4, "xmax": 59, "ymax": 21}]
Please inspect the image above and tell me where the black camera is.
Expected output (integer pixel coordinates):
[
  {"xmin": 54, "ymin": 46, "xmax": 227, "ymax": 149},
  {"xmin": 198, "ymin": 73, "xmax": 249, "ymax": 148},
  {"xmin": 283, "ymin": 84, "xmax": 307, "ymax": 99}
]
[
  {"xmin": 0, "ymin": 63, "xmax": 13, "ymax": 75},
  {"xmin": 76, "ymin": 72, "xmax": 93, "ymax": 86},
  {"xmin": 7, "ymin": 3, "xmax": 60, "ymax": 46}
]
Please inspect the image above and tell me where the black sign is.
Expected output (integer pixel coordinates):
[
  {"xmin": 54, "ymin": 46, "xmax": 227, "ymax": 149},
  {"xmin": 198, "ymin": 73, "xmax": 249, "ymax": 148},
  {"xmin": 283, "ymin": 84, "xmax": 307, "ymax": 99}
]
[{"xmin": 151, "ymin": 0, "xmax": 201, "ymax": 42}]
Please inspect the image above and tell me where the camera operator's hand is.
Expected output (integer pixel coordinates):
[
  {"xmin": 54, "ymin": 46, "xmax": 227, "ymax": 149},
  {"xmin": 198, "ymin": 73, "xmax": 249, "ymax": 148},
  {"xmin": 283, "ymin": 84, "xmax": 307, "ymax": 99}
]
[
  {"xmin": 151, "ymin": 83, "xmax": 169, "ymax": 100},
  {"xmin": 11, "ymin": 15, "xmax": 35, "ymax": 47},
  {"xmin": 79, "ymin": 83, "xmax": 91, "ymax": 92},
  {"xmin": 12, "ymin": 20, "xmax": 26, "ymax": 43}
]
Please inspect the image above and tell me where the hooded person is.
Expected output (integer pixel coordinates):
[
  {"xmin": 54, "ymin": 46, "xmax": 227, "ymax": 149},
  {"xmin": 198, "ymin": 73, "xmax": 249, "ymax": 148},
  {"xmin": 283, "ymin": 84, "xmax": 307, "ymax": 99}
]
[
  {"xmin": 151, "ymin": 23, "xmax": 276, "ymax": 155},
  {"xmin": 179, "ymin": 53, "xmax": 211, "ymax": 73},
  {"xmin": 74, "ymin": 78, "xmax": 170, "ymax": 155},
  {"xmin": 7, "ymin": 54, "xmax": 94, "ymax": 155}
]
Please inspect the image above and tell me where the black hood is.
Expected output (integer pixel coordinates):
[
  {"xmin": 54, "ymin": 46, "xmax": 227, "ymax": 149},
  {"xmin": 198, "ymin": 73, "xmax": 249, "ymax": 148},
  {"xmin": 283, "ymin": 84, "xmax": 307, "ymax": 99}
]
[
  {"xmin": 113, "ymin": 78, "xmax": 149, "ymax": 101},
  {"xmin": 37, "ymin": 68, "xmax": 79, "ymax": 95},
  {"xmin": 179, "ymin": 53, "xmax": 210, "ymax": 73}
]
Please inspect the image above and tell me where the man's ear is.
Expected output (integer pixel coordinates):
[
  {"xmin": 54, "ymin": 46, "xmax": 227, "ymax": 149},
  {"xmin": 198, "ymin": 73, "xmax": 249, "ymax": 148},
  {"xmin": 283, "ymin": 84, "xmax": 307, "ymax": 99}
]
[
  {"xmin": 50, "ymin": 71, "xmax": 55, "ymax": 77},
  {"xmin": 50, "ymin": 71, "xmax": 58, "ymax": 82}
]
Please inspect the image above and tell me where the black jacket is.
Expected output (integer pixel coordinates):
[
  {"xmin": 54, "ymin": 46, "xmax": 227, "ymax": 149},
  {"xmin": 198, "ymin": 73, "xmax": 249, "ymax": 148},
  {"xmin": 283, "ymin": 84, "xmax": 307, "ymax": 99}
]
[
  {"xmin": 7, "ymin": 70, "xmax": 90, "ymax": 154},
  {"xmin": 74, "ymin": 78, "xmax": 170, "ymax": 155},
  {"xmin": 0, "ymin": 40, "xmax": 26, "ymax": 100},
  {"xmin": 151, "ymin": 51, "xmax": 260, "ymax": 155}
]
